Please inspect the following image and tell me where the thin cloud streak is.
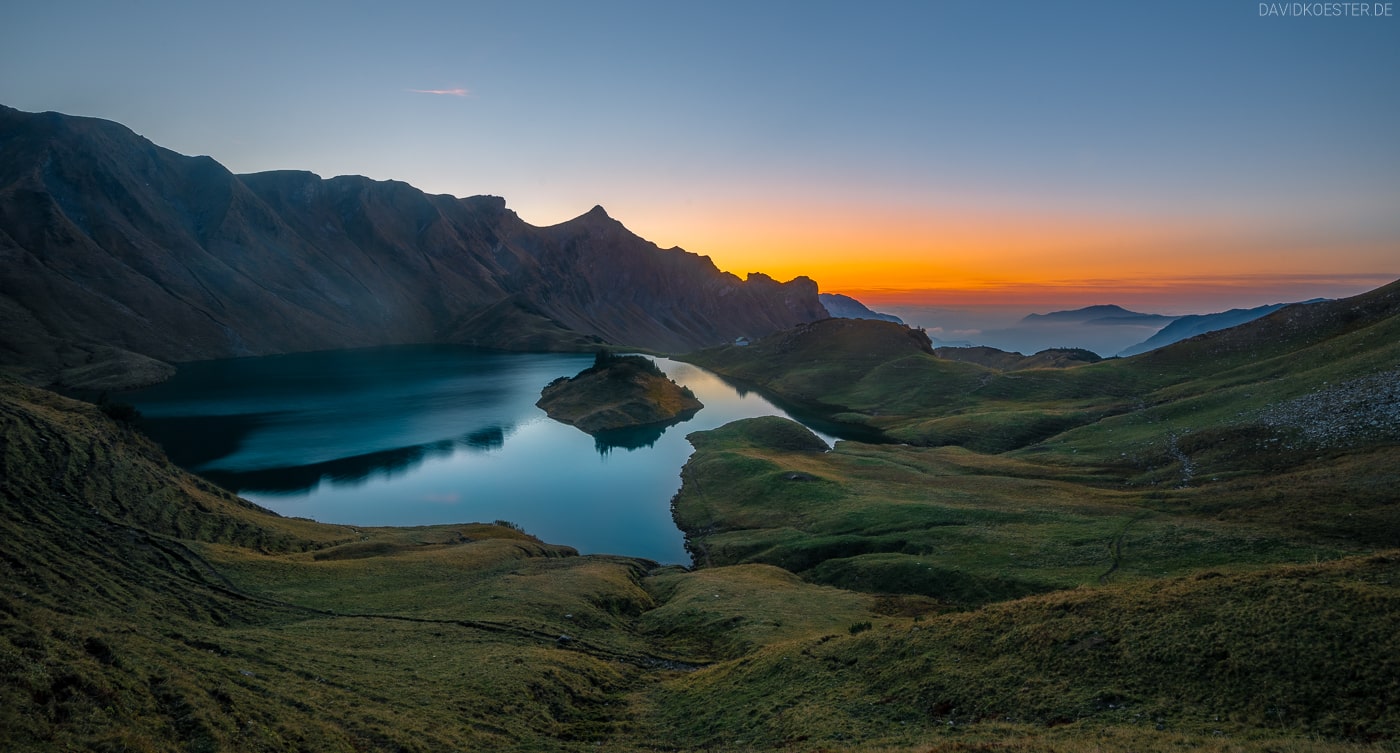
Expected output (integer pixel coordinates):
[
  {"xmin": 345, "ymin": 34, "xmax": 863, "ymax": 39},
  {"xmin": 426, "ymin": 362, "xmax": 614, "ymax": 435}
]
[{"xmin": 407, "ymin": 87, "xmax": 471, "ymax": 97}]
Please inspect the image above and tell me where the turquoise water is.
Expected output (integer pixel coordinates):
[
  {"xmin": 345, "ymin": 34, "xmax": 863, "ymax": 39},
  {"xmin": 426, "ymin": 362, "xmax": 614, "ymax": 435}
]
[{"xmin": 124, "ymin": 346, "xmax": 838, "ymax": 563}]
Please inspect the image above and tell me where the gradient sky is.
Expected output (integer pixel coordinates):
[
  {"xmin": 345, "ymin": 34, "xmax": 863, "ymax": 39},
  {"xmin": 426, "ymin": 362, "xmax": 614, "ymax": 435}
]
[{"xmin": 2, "ymin": 0, "xmax": 1397, "ymax": 312}]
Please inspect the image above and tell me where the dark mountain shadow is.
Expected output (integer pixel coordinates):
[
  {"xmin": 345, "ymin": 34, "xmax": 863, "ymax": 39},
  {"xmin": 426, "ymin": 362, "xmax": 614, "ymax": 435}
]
[
  {"xmin": 137, "ymin": 413, "xmax": 275, "ymax": 469},
  {"xmin": 202, "ymin": 425, "xmax": 511, "ymax": 495}
]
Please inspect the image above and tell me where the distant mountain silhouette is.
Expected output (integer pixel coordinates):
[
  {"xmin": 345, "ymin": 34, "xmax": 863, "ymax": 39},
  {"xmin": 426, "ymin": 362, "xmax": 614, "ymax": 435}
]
[
  {"xmin": 0, "ymin": 105, "xmax": 827, "ymax": 387},
  {"xmin": 819, "ymin": 293, "xmax": 903, "ymax": 324},
  {"xmin": 1020, "ymin": 304, "xmax": 1176, "ymax": 326},
  {"xmin": 1117, "ymin": 300, "xmax": 1325, "ymax": 356}
]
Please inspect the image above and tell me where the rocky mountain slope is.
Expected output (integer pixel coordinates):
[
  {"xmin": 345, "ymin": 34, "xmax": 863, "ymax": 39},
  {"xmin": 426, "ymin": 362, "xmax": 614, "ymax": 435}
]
[{"xmin": 0, "ymin": 105, "xmax": 826, "ymax": 388}]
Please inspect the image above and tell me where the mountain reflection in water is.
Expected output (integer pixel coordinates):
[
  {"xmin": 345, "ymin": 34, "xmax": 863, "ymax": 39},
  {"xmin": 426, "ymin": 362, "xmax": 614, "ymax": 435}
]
[
  {"xmin": 194, "ymin": 425, "xmax": 509, "ymax": 494},
  {"xmin": 125, "ymin": 345, "xmax": 852, "ymax": 563}
]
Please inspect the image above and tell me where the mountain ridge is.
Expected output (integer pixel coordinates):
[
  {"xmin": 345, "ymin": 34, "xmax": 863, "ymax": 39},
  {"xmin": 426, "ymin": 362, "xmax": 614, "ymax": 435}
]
[
  {"xmin": 0, "ymin": 105, "xmax": 828, "ymax": 388},
  {"xmin": 1117, "ymin": 299, "xmax": 1323, "ymax": 356}
]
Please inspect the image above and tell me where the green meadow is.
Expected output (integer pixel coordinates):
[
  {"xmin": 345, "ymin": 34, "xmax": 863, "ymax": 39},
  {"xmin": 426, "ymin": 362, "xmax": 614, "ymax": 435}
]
[{"xmin": 3, "ymin": 280, "xmax": 1399, "ymax": 751}]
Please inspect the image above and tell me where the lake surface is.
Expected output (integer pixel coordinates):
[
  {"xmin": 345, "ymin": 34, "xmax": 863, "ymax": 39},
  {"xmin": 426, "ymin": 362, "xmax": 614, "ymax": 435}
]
[{"xmin": 125, "ymin": 346, "xmax": 840, "ymax": 564}]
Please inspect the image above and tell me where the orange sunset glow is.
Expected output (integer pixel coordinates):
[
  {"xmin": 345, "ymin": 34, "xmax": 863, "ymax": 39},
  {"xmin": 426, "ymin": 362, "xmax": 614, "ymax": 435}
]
[
  {"xmin": 7, "ymin": 1, "xmax": 1397, "ymax": 316},
  {"xmin": 616, "ymin": 198, "xmax": 1398, "ymax": 312}
]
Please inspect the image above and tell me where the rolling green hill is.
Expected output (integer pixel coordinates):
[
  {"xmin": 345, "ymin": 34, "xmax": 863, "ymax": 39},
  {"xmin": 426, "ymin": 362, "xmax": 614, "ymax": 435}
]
[
  {"xmin": 684, "ymin": 279, "xmax": 1400, "ymax": 459},
  {"xmin": 2, "ymin": 277, "xmax": 1398, "ymax": 751},
  {"xmin": 659, "ymin": 280, "xmax": 1400, "ymax": 748},
  {"xmin": 671, "ymin": 416, "xmax": 1358, "ymax": 605}
]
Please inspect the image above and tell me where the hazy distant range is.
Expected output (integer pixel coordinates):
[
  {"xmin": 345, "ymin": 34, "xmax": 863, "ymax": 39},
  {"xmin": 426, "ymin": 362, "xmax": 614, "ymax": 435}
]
[{"xmin": 875, "ymin": 302, "xmax": 1300, "ymax": 358}]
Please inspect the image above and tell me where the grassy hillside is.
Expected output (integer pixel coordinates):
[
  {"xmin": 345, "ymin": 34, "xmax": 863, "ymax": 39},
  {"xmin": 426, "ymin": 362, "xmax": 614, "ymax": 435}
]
[
  {"xmin": 649, "ymin": 552, "xmax": 1400, "ymax": 749},
  {"xmin": 5, "ymin": 382, "xmax": 1397, "ymax": 752},
  {"xmin": 672, "ymin": 416, "xmax": 1357, "ymax": 607},
  {"xmin": 0, "ymin": 382, "xmax": 878, "ymax": 750},
  {"xmin": 0, "ymin": 382, "xmax": 689, "ymax": 751},
  {"xmin": 676, "ymin": 279, "xmax": 1399, "ymax": 579},
  {"xmin": 685, "ymin": 318, "xmax": 1153, "ymax": 451},
  {"xmin": 3, "ymin": 277, "xmax": 1398, "ymax": 751},
  {"xmin": 685, "ymin": 280, "xmax": 1400, "ymax": 457},
  {"xmin": 655, "ymin": 280, "xmax": 1400, "ymax": 748}
]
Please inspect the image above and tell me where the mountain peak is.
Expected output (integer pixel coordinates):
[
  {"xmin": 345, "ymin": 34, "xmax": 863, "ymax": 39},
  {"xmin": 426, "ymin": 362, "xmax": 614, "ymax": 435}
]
[
  {"xmin": 820, "ymin": 292, "xmax": 904, "ymax": 324},
  {"xmin": 1020, "ymin": 304, "xmax": 1165, "ymax": 325},
  {"xmin": 562, "ymin": 204, "xmax": 616, "ymax": 227}
]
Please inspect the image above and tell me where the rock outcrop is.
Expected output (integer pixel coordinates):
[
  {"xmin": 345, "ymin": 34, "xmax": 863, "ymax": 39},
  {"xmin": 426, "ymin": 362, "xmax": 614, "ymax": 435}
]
[{"xmin": 536, "ymin": 354, "xmax": 702, "ymax": 433}]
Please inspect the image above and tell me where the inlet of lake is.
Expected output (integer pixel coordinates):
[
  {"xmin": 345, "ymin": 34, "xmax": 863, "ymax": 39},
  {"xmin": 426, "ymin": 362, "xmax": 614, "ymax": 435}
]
[{"xmin": 124, "ymin": 346, "xmax": 852, "ymax": 564}]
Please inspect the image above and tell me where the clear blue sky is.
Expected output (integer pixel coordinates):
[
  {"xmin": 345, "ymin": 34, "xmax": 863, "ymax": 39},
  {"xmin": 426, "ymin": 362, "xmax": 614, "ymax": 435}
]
[{"xmin": 3, "ymin": 1, "xmax": 1397, "ymax": 310}]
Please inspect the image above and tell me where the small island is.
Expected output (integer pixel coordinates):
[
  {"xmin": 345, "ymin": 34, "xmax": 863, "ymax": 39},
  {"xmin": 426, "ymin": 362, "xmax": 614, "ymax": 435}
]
[{"xmin": 537, "ymin": 352, "xmax": 703, "ymax": 433}]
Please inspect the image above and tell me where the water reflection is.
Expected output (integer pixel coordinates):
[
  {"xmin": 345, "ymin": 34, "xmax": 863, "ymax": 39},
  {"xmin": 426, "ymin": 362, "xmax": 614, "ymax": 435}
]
[
  {"xmin": 463, "ymin": 425, "xmax": 507, "ymax": 451},
  {"xmin": 590, "ymin": 409, "xmax": 703, "ymax": 455},
  {"xmin": 125, "ymin": 346, "xmax": 861, "ymax": 563},
  {"xmin": 137, "ymin": 412, "xmax": 273, "ymax": 470},
  {"xmin": 128, "ymin": 346, "xmax": 583, "ymax": 487},
  {"xmin": 198, "ymin": 425, "xmax": 510, "ymax": 494}
]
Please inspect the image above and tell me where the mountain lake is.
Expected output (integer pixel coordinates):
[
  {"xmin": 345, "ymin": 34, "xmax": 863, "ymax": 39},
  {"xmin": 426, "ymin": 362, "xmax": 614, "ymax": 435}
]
[{"xmin": 123, "ymin": 346, "xmax": 857, "ymax": 563}]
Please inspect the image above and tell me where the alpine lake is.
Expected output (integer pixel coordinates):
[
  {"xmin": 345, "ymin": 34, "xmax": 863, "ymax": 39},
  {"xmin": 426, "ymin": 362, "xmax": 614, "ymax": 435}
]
[{"xmin": 124, "ymin": 346, "xmax": 859, "ymax": 564}]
